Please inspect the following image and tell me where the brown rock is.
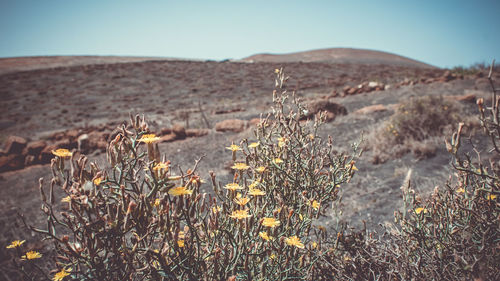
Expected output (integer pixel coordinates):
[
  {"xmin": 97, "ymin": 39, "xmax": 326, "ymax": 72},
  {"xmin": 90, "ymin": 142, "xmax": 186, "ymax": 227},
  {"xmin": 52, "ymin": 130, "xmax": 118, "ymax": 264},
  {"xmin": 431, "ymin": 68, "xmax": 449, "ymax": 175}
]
[
  {"xmin": 186, "ymin": 129, "xmax": 210, "ymax": 138},
  {"xmin": 3, "ymin": 136, "xmax": 27, "ymax": 155},
  {"xmin": 354, "ymin": 104, "xmax": 388, "ymax": 115},
  {"xmin": 25, "ymin": 140, "xmax": 47, "ymax": 156},
  {"xmin": 215, "ymin": 119, "xmax": 246, "ymax": 133},
  {"xmin": 66, "ymin": 129, "xmax": 80, "ymax": 140},
  {"xmin": 304, "ymin": 99, "xmax": 347, "ymax": 121},
  {"xmin": 160, "ymin": 127, "xmax": 172, "ymax": 135},
  {"xmin": 24, "ymin": 154, "xmax": 36, "ymax": 166},
  {"xmin": 249, "ymin": 118, "xmax": 262, "ymax": 127},
  {"xmin": 39, "ymin": 145, "xmax": 56, "ymax": 164},
  {"xmin": 172, "ymin": 124, "xmax": 186, "ymax": 139},
  {"xmin": 347, "ymin": 87, "xmax": 357, "ymax": 95},
  {"xmin": 159, "ymin": 134, "xmax": 177, "ymax": 143},
  {"xmin": 0, "ymin": 154, "xmax": 25, "ymax": 172},
  {"xmin": 342, "ymin": 85, "xmax": 351, "ymax": 94},
  {"xmin": 445, "ymin": 94, "xmax": 476, "ymax": 103}
]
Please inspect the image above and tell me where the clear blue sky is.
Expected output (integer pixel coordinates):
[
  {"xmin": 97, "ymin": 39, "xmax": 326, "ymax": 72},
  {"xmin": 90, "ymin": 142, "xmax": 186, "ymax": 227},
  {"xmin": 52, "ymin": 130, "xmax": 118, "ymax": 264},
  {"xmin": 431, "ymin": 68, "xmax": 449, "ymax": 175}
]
[{"xmin": 1, "ymin": 0, "xmax": 499, "ymax": 68}]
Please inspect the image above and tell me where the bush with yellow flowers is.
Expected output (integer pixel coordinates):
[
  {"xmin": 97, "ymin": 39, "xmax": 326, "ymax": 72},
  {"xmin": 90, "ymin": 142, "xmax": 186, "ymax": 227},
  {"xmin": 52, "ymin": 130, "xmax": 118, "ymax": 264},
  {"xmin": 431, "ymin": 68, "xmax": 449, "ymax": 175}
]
[{"xmin": 14, "ymin": 69, "xmax": 359, "ymax": 280}]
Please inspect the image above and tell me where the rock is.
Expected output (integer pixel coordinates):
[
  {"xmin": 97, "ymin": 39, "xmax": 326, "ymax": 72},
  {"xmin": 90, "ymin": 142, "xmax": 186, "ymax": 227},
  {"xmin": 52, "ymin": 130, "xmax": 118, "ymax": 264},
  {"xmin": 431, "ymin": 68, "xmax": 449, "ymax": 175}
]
[
  {"xmin": 215, "ymin": 119, "xmax": 246, "ymax": 133},
  {"xmin": 24, "ymin": 140, "xmax": 47, "ymax": 157},
  {"xmin": 160, "ymin": 127, "xmax": 172, "ymax": 135},
  {"xmin": 445, "ymin": 94, "xmax": 476, "ymax": 103},
  {"xmin": 304, "ymin": 100, "xmax": 347, "ymax": 122},
  {"xmin": 39, "ymin": 145, "xmax": 56, "ymax": 164},
  {"xmin": 77, "ymin": 134, "xmax": 90, "ymax": 152},
  {"xmin": 3, "ymin": 136, "xmax": 27, "ymax": 155},
  {"xmin": 53, "ymin": 139, "xmax": 72, "ymax": 150},
  {"xmin": 354, "ymin": 104, "xmax": 388, "ymax": 115},
  {"xmin": 172, "ymin": 124, "xmax": 186, "ymax": 139},
  {"xmin": 440, "ymin": 70, "xmax": 455, "ymax": 82},
  {"xmin": 159, "ymin": 134, "xmax": 177, "ymax": 143},
  {"xmin": 347, "ymin": 87, "xmax": 357, "ymax": 95},
  {"xmin": 24, "ymin": 154, "xmax": 36, "ymax": 166},
  {"xmin": 342, "ymin": 85, "xmax": 351, "ymax": 94},
  {"xmin": 186, "ymin": 129, "xmax": 210, "ymax": 138},
  {"xmin": 0, "ymin": 154, "xmax": 25, "ymax": 172},
  {"xmin": 66, "ymin": 129, "xmax": 80, "ymax": 140},
  {"xmin": 248, "ymin": 118, "xmax": 262, "ymax": 127}
]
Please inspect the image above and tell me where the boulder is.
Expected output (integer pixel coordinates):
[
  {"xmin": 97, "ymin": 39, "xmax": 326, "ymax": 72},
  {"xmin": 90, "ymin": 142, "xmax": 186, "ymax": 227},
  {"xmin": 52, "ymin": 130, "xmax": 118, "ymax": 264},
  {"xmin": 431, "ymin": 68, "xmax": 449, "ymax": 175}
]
[
  {"xmin": 215, "ymin": 119, "xmax": 246, "ymax": 133},
  {"xmin": 160, "ymin": 134, "xmax": 178, "ymax": 143},
  {"xmin": 186, "ymin": 129, "xmax": 210, "ymax": 138},
  {"xmin": 304, "ymin": 100, "xmax": 347, "ymax": 122},
  {"xmin": 3, "ymin": 136, "xmax": 27, "ymax": 155},
  {"xmin": 354, "ymin": 104, "xmax": 388, "ymax": 115},
  {"xmin": 39, "ymin": 145, "xmax": 56, "ymax": 164},
  {"xmin": 172, "ymin": 124, "xmax": 186, "ymax": 139},
  {"xmin": 0, "ymin": 154, "xmax": 25, "ymax": 172},
  {"xmin": 25, "ymin": 140, "xmax": 47, "ymax": 156}
]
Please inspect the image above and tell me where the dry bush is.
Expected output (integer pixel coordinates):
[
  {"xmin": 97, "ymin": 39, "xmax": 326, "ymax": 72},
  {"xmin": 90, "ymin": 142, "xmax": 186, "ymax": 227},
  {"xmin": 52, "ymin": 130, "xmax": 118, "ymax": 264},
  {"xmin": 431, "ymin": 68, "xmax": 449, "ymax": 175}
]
[{"xmin": 368, "ymin": 95, "xmax": 462, "ymax": 163}]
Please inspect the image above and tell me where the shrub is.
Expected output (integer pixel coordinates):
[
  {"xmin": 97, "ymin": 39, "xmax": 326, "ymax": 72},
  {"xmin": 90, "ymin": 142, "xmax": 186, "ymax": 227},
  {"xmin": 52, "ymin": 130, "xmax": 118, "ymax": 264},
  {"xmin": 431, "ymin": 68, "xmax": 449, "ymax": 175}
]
[
  {"xmin": 12, "ymin": 69, "xmax": 359, "ymax": 280},
  {"xmin": 369, "ymin": 95, "xmax": 462, "ymax": 163}
]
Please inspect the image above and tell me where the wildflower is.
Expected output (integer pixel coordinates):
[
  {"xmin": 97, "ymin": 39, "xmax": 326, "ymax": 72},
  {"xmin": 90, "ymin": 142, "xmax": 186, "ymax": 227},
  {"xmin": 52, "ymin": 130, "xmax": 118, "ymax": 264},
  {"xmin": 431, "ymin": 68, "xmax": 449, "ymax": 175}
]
[
  {"xmin": 93, "ymin": 177, "xmax": 103, "ymax": 186},
  {"xmin": 177, "ymin": 240, "xmax": 185, "ymax": 248},
  {"xmin": 311, "ymin": 242, "xmax": 318, "ymax": 249},
  {"xmin": 224, "ymin": 183, "xmax": 243, "ymax": 191},
  {"xmin": 168, "ymin": 186, "xmax": 193, "ymax": 196},
  {"xmin": 21, "ymin": 250, "xmax": 42, "ymax": 260},
  {"xmin": 259, "ymin": 231, "xmax": 273, "ymax": 241},
  {"xmin": 153, "ymin": 162, "xmax": 170, "ymax": 171},
  {"xmin": 274, "ymin": 69, "xmax": 280, "ymax": 74},
  {"xmin": 229, "ymin": 209, "xmax": 251, "ymax": 220},
  {"xmin": 51, "ymin": 148, "xmax": 72, "ymax": 158},
  {"xmin": 456, "ymin": 188, "xmax": 465, "ymax": 193},
  {"xmin": 226, "ymin": 144, "xmax": 241, "ymax": 152},
  {"xmin": 6, "ymin": 240, "xmax": 25, "ymax": 249},
  {"xmin": 231, "ymin": 162, "xmax": 250, "ymax": 170},
  {"xmin": 308, "ymin": 134, "xmax": 315, "ymax": 140},
  {"xmin": 262, "ymin": 217, "xmax": 281, "ymax": 228},
  {"xmin": 61, "ymin": 196, "xmax": 71, "ymax": 203},
  {"xmin": 248, "ymin": 142, "xmax": 260, "ymax": 148},
  {"xmin": 309, "ymin": 200, "xmax": 320, "ymax": 210},
  {"xmin": 212, "ymin": 205, "xmax": 222, "ymax": 213},
  {"xmin": 153, "ymin": 198, "xmax": 161, "ymax": 208},
  {"xmin": 278, "ymin": 137, "xmax": 287, "ymax": 148},
  {"xmin": 487, "ymin": 194, "xmax": 497, "ymax": 200},
  {"xmin": 248, "ymin": 188, "xmax": 266, "ymax": 196},
  {"xmin": 270, "ymin": 253, "xmax": 276, "ymax": 259},
  {"xmin": 137, "ymin": 134, "xmax": 160, "ymax": 144},
  {"xmin": 255, "ymin": 166, "xmax": 266, "ymax": 173},
  {"xmin": 285, "ymin": 236, "xmax": 305, "ymax": 249},
  {"xmin": 273, "ymin": 158, "xmax": 283, "ymax": 164},
  {"xmin": 415, "ymin": 207, "xmax": 428, "ymax": 214},
  {"xmin": 234, "ymin": 195, "xmax": 250, "ymax": 206},
  {"xmin": 248, "ymin": 180, "xmax": 260, "ymax": 189},
  {"xmin": 53, "ymin": 268, "xmax": 71, "ymax": 281}
]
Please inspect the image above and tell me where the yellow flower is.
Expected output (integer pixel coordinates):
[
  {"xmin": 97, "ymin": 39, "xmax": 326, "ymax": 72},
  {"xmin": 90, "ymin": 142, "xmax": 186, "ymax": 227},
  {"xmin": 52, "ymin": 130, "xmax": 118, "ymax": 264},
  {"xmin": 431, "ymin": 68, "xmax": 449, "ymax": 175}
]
[
  {"xmin": 270, "ymin": 253, "xmax": 276, "ymax": 259},
  {"xmin": 274, "ymin": 68, "xmax": 280, "ymax": 74},
  {"xmin": 138, "ymin": 134, "xmax": 160, "ymax": 144},
  {"xmin": 224, "ymin": 183, "xmax": 243, "ymax": 191},
  {"xmin": 93, "ymin": 177, "xmax": 103, "ymax": 186},
  {"xmin": 308, "ymin": 134, "xmax": 315, "ymax": 140},
  {"xmin": 311, "ymin": 242, "xmax": 318, "ymax": 249},
  {"xmin": 259, "ymin": 231, "xmax": 273, "ymax": 241},
  {"xmin": 212, "ymin": 205, "xmax": 222, "ymax": 213},
  {"xmin": 273, "ymin": 158, "xmax": 283, "ymax": 164},
  {"xmin": 248, "ymin": 142, "xmax": 260, "ymax": 148},
  {"xmin": 226, "ymin": 144, "xmax": 241, "ymax": 152},
  {"xmin": 262, "ymin": 217, "xmax": 281, "ymax": 228},
  {"xmin": 6, "ymin": 240, "xmax": 25, "ymax": 249},
  {"xmin": 255, "ymin": 166, "xmax": 266, "ymax": 173},
  {"xmin": 61, "ymin": 196, "xmax": 71, "ymax": 203},
  {"xmin": 415, "ymin": 207, "xmax": 428, "ymax": 214},
  {"xmin": 168, "ymin": 186, "xmax": 193, "ymax": 196},
  {"xmin": 248, "ymin": 180, "xmax": 260, "ymax": 189},
  {"xmin": 51, "ymin": 148, "xmax": 72, "ymax": 158},
  {"xmin": 278, "ymin": 137, "xmax": 287, "ymax": 148},
  {"xmin": 487, "ymin": 194, "xmax": 497, "ymax": 200},
  {"xmin": 21, "ymin": 250, "xmax": 42, "ymax": 260},
  {"xmin": 309, "ymin": 200, "xmax": 320, "ymax": 210},
  {"xmin": 153, "ymin": 162, "xmax": 170, "ymax": 171},
  {"xmin": 153, "ymin": 198, "xmax": 161, "ymax": 208},
  {"xmin": 53, "ymin": 268, "xmax": 71, "ymax": 281},
  {"xmin": 229, "ymin": 209, "xmax": 251, "ymax": 220},
  {"xmin": 177, "ymin": 240, "xmax": 185, "ymax": 248},
  {"xmin": 285, "ymin": 236, "xmax": 305, "ymax": 249},
  {"xmin": 231, "ymin": 162, "xmax": 250, "ymax": 170},
  {"xmin": 456, "ymin": 188, "xmax": 465, "ymax": 193},
  {"xmin": 234, "ymin": 195, "xmax": 250, "ymax": 206},
  {"xmin": 248, "ymin": 188, "xmax": 266, "ymax": 196}
]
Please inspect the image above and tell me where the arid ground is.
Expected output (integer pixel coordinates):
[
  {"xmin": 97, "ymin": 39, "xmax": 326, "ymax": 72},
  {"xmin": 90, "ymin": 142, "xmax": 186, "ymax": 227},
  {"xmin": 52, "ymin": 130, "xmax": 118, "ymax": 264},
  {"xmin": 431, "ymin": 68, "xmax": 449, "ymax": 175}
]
[{"xmin": 0, "ymin": 49, "xmax": 497, "ymax": 278}]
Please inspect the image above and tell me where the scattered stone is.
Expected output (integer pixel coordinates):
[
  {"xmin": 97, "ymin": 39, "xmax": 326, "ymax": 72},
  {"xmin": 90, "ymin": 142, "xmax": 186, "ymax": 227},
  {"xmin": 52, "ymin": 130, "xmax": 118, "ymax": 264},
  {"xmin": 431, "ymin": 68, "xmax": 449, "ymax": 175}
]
[
  {"xmin": 0, "ymin": 154, "xmax": 24, "ymax": 172},
  {"xmin": 160, "ymin": 127, "xmax": 172, "ymax": 135},
  {"xmin": 215, "ymin": 119, "xmax": 246, "ymax": 133},
  {"xmin": 39, "ymin": 145, "xmax": 56, "ymax": 164},
  {"xmin": 186, "ymin": 129, "xmax": 210, "ymax": 138},
  {"xmin": 25, "ymin": 140, "xmax": 47, "ymax": 156},
  {"xmin": 172, "ymin": 124, "xmax": 187, "ymax": 139},
  {"xmin": 304, "ymin": 100, "xmax": 347, "ymax": 122},
  {"xmin": 159, "ymin": 134, "xmax": 177, "ymax": 143},
  {"xmin": 3, "ymin": 136, "xmax": 27, "ymax": 155},
  {"xmin": 249, "ymin": 118, "xmax": 262, "ymax": 127},
  {"xmin": 354, "ymin": 104, "xmax": 388, "ymax": 115}
]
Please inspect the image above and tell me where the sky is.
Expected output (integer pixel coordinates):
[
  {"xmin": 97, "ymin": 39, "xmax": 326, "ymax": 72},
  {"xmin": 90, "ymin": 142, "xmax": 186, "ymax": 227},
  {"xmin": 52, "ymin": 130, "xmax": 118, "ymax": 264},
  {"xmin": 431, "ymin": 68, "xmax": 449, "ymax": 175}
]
[{"xmin": 1, "ymin": 0, "xmax": 499, "ymax": 68}]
